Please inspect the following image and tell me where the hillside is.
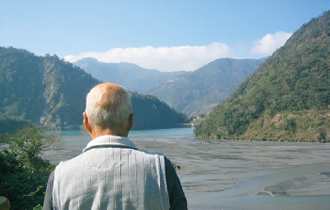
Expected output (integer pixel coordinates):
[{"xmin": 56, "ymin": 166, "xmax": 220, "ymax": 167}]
[
  {"xmin": 74, "ymin": 58, "xmax": 185, "ymax": 92},
  {"xmin": 194, "ymin": 11, "xmax": 329, "ymax": 142},
  {"xmin": 145, "ymin": 58, "xmax": 266, "ymax": 116},
  {"xmin": 0, "ymin": 47, "xmax": 188, "ymax": 130},
  {"xmin": 0, "ymin": 48, "xmax": 99, "ymax": 129},
  {"xmin": 130, "ymin": 92, "xmax": 188, "ymax": 130}
]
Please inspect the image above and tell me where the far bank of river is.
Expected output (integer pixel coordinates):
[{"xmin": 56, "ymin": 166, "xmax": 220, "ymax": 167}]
[{"xmin": 43, "ymin": 127, "xmax": 330, "ymax": 210}]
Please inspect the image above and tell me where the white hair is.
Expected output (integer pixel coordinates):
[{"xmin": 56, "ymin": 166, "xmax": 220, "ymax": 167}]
[{"xmin": 85, "ymin": 85, "xmax": 132, "ymax": 129}]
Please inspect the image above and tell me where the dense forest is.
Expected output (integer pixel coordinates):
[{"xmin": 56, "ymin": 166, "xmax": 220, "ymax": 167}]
[
  {"xmin": 194, "ymin": 11, "xmax": 329, "ymax": 142},
  {"xmin": 0, "ymin": 47, "xmax": 99, "ymax": 129},
  {"xmin": 130, "ymin": 92, "xmax": 188, "ymax": 129},
  {"xmin": 0, "ymin": 47, "xmax": 188, "ymax": 131}
]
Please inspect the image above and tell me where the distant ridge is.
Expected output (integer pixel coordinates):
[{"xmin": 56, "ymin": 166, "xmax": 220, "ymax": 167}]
[
  {"xmin": 74, "ymin": 58, "xmax": 185, "ymax": 92},
  {"xmin": 145, "ymin": 58, "xmax": 266, "ymax": 116},
  {"xmin": 194, "ymin": 11, "xmax": 329, "ymax": 142},
  {"xmin": 74, "ymin": 57, "xmax": 266, "ymax": 117}
]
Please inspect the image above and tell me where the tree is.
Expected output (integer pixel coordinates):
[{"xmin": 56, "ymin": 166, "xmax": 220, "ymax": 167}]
[
  {"xmin": 4, "ymin": 127, "xmax": 62, "ymax": 174},
  {"xmin": 0, "ymin": 127, "xmax": 63, "ymax": 209},
  {"xmin": 317, "ymin": 128, "xmax": 327, "ymax": 143}
]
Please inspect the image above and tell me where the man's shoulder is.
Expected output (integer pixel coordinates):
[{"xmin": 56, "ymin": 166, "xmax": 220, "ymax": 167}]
[
  {"xmin": 54, "ymin": 150, "xmax": 90, "ymax": 171},
  {"xmin": 146, "ymin": 151, "xmax": 164, "ymax": 156}
]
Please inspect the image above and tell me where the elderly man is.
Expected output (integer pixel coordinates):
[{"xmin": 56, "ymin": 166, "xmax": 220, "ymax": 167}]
[{"xmin": 43, "ymin": 83, "xmax": 187, "ymax": 210}]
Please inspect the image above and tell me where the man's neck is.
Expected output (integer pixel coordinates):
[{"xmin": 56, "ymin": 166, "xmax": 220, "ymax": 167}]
[{"xmin": 89, "ymin": 127, "xmax": 128, "ymax": 139}]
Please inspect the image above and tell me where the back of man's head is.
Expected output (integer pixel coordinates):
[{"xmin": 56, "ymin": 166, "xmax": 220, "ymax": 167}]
[{"xmin": 85, "ymin": 83, "xmax": 132, "ymax": 130}]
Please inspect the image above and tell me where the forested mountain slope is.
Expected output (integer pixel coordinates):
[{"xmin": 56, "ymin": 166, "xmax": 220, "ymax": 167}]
[
  {"xmin": 194, "ymin": 11, "xmax": 329, "ymax": 142},
  {"xmin": 130, "ymin": 92, "xmax": 188, "ymax": 130},
  {"xmin": 145, "ymin": 58, "xmax": 266, "ymax": 116},
  {"xmin": 0, "ymin": 48, "xmax": 99, "ymax": 129},
  {"xmin": 0, "ymin": 47, "xmax": 188, "ymax": 130}
]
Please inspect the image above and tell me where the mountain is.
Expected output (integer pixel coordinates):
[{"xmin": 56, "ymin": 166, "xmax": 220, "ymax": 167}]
[
  {"xmin": 0, "ymin": 47, "xmax": 188, "ymax": 130},
  {"xmin": 129, "ymin": 92, "xmax": 188, "ymax": 130},
  {"xmin": 194, "ymin": 11, "xmax": 329, "ymax": 142},
  {"xmin": 74, "ymin": 58, "xmax": 185, "ymax": 92},
  {"xmin": 0, "ymin": 48, "xmax": 99, "ymax": 129},
  {"xmin": 145, "ymin": 58, "xmax": 266, "ymax": 116}
]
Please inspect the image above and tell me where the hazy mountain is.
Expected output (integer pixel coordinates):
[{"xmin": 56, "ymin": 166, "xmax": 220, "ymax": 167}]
[
  {"xmin": 0, "ymin": 47, "xmax": 188, "ymax": 130},
  {"xmin": 194, "ymin": 11, "xmax": 329, "ymax": 142},
  {"xmin": 145, "ymin": 58, "xmax": 266, "ymax": 116},
  {"xmin": 74, "ymin": 58, "xmax": 186, "ymax": 92}
]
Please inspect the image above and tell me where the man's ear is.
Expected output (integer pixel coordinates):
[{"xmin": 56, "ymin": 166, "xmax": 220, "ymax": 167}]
[
  {"xmin": 83, "ymin": 112, "xmax": 92, "ymax": 133},
  {"xmin": 127, "ymin": 113, "xmax": 134, "ymax": 132}
]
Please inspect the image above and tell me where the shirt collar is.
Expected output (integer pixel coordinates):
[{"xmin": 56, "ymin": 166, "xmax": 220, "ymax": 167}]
[{"xmin": 83, "ymin": 135, "xmax": 138, "ymax": 153}]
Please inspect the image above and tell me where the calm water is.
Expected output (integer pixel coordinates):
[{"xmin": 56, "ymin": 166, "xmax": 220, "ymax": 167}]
[{"xmin": 44, "ymin": 128, "xmax": 330, "ymax": 210}]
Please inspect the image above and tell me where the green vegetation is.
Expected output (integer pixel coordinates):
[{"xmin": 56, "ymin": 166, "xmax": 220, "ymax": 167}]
[
  {"xmin": 194, "ymin": 11, "xmax": 329, "ymax": 142},
  {"xmin": 130, "ymin": 91, "xmax": 189, "ymax": 130},
  {"xmin": 0, "ymin": 127, "xmax": 60, "ymax": 209},
  {"xmin": 0, "ymin": 47, "xmax": 100, "ymax": 129},
  {"xmin": 146, "ymin": 58, "xmax": 265, "ymax": 116},
  {"xmin": 0, "ymin": 47, "xmax": 188, "ymax": 130}
]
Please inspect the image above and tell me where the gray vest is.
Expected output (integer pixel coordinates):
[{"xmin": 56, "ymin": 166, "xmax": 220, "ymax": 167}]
[{"xmin": 52, "ymin": 135, "xmax": 170, "ymax": 210}]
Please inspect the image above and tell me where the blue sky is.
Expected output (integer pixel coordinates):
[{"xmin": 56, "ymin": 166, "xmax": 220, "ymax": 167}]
[{"xmin": 0, "ymin": 0, "xmax": 328, "ymax": 71}]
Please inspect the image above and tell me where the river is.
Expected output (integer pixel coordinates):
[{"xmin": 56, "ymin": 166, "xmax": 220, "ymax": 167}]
[{"xmin": 43, "ymin": 128, "xmax": 330, "ymax": 210}]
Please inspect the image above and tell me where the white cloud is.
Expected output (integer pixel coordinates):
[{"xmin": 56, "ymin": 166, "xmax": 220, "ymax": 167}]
[
  {"xmin": 64, "ymin": 32, "xmax": 293, "ymax": 72},
  {"xmin": 64, "ymin": 42, "xmax": 231, "ymax": 72},
  {"xmin": 251, "ymin": 31, "xmax": 292, "ymax": 55}
]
